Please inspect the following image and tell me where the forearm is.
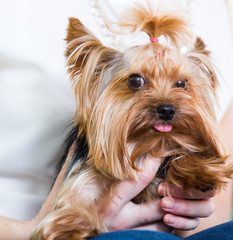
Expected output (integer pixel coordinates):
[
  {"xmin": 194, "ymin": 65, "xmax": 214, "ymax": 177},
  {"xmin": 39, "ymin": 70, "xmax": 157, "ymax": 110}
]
[
  {"xmin": 0, "ymin": 158, "xmax": 67, "ymax": 240},
  {"xmin": 0, "ymin": 216, "xmax": 34, "ymax": 240}
]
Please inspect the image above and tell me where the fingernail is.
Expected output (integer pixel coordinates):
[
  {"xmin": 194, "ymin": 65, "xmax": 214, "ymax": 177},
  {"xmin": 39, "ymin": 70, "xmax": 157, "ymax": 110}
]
[
  {"xmin": 161, "ymin": 198, "xmax": 175, "ymax": 209},
  {"xmin": 157, "ymin": 182, "xmax": 165, "ymax": 196},
  {"xmin": 164, "ymin": 214, "xmax": 175, "ymax": 224}
]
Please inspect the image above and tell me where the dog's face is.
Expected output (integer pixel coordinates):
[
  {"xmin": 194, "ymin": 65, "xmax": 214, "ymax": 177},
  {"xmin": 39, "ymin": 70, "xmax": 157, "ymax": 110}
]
[{"xmin": 65, "ymin": 10, "xmax": 231, "ymax": 190}]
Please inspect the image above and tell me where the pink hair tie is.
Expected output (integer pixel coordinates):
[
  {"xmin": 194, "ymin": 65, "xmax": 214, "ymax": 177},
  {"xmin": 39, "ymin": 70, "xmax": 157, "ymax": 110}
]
[
  {"xmin": 157, "ymin": 51, "xmax": 164, "ymax": 56},
  {"xmin": 150, "ymin": 38, "xmax": 159, "ymax": 42}
]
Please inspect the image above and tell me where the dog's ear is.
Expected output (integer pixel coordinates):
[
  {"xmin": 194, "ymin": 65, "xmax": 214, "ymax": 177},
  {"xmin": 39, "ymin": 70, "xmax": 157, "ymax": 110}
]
[
  {"xmin": 65, "ymin": 17, "xmax": 122, "ymax": 81},
  {"xmin": 65, "ymin": 18, "xmax": 101, "ymax": 79},
  {"xmin": 193, "ymin": 37, "xmax": 211, "ymax": 56},
  {"xmin": 66, "ymin": 17, "xmax": 94, "ymax": 44},
  {"xmin": 186, "ymin": 37, "xmax": 218, "ymax": 90},
  {"xmin": 65, "ymin": 18, "xmax": 123, "ymax": 124}
]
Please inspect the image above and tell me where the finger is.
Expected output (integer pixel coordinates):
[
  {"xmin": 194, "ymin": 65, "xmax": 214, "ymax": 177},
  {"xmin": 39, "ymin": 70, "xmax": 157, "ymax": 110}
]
[
  {"xmin": 111, "ymin": 156, "xmax": 162, "ymax": 209},
  {"xmin": 157, "ymin": 182, "xmax": 216, "ymax": 199},
  {"xmin": 106, "ymin": 199, "xmax": 165, "ymax": 230},
  {"xmin": 133, "ymin": 220, "xmax": 173, "ymax": 233},
  {"xmin": 163, "ymin": 214, "xmax": 200, "ymax": 230},
  {"xmin": 160, "ymin": 197, "xmax": 214, "ymax": 218},
  {"xmin": 126, "ymin": 200, "xmax": 165, "ymax": 227}
]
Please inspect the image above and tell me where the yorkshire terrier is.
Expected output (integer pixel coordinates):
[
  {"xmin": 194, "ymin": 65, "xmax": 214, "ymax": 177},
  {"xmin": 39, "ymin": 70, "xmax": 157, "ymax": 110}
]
[{"xmin": 31, "ymin": 1, "xmax": 233, "ymax": 239}]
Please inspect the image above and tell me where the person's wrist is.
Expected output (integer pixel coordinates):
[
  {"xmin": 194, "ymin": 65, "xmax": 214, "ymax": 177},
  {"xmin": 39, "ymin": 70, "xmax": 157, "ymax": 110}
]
[{"xmin": 22, "ymin": 219, "xmax": 37, "ymax": 239}]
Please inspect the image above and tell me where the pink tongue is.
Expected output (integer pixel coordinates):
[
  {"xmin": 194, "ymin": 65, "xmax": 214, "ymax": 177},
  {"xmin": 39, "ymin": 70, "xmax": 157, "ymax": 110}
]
[{"xmin": 154, "ymin": 124, "xmax": 173, "ymax": 132}]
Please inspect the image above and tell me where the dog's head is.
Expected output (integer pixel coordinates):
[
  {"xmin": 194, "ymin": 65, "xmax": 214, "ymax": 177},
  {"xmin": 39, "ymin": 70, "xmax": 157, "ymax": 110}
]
[{"xmin": 65, "ymin": 1, "xmax": 232, "ymax": 190}]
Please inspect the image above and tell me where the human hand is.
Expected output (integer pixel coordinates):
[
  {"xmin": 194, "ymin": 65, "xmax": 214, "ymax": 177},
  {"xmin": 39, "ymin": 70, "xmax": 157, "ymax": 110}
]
[
  {"xmin": 102, "ymin": 156, "xmax": 216, "ymax": 233},
  {"xmin": 158, "ymin": 182, "xmax": 216, "ymax": 231},
  {"xmin": 102, "ymin": 156, "xmax": 172, "ymax": 233}
]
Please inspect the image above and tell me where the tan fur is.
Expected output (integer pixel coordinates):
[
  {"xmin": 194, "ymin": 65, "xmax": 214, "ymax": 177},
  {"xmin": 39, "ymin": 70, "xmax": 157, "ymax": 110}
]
[
  {"xmin": 108, "ymin": 0, "xmax": 194, "ymax": 48},
  {"xmin": 31, "ymin": 1, "xmax": 233, "ymax": 239}
]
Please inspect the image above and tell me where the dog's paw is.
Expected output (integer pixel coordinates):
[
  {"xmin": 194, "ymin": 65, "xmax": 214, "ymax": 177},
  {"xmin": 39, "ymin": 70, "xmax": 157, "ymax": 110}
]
[{"xmin": 31, "ymin": 207, "xmax": 102, "ymax": 240}]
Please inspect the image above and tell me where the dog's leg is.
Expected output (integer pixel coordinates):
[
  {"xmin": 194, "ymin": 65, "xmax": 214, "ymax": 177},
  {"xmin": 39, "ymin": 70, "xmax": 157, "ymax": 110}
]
[
  {"xmin": 30, "ymin": 168, "xmax": 110, "ymax": 240},
  {"xmin": 30, "ymin": 202, "xmax": 106, "ymax": 240}
]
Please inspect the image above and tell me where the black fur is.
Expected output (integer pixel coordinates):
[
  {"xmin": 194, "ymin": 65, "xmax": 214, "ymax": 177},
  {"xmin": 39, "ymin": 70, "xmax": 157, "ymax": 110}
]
[
  {"xmin": 57, "ymin": 124, "xmax": 89, "ymax": 176},
  {"xmin": 155, "ymin": 156, "xmax": 172, "ymax": 180}
]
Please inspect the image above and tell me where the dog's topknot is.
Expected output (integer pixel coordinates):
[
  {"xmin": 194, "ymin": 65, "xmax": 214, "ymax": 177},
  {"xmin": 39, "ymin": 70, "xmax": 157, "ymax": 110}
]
[{"xmin": 111, "ymin": 0, "xmax": 194, "ymax": 49}]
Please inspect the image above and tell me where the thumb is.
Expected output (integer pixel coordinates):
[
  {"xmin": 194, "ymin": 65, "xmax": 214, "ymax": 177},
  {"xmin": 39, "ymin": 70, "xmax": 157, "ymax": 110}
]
[
  {"xmin": 137, "ymin": 155, "xmax": 163, "ymax": 185},
  {"xmin": 111, "ymin": 156, "xmax": 162, "ymax": 208}
]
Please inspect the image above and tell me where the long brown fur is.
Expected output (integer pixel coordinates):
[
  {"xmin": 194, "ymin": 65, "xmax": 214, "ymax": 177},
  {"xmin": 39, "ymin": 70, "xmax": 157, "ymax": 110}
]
[{"xmin": 31, "ymin": 1, "xmax": 233, "ymax": 239}]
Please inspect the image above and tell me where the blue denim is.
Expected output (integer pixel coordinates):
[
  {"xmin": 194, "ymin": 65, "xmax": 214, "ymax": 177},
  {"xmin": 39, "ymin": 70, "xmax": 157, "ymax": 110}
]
[
  {"xmin": 186, "ymin": 221, "xmax": 233, "ymax": 240},
  {"xmin": 90, "ymin": 221, "xmax": 233, "ymax": 240},
  {"xmin": 90, "ymin": 230, "xmax": 181, "ymax": 240}
]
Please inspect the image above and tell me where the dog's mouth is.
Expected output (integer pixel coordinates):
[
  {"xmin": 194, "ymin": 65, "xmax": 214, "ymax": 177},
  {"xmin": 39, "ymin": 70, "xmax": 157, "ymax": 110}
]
[{"xmin": 154, "ymin": 123, "xmax": 173, "ymax": 132}]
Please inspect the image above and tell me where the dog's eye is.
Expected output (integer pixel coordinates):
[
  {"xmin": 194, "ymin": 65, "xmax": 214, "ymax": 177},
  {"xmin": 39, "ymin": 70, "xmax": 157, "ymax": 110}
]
[
  {"xmin": 127, "ymin": 74, "xmax": 145, "ymax": 90},
  {"xmin": 174, "ymin": 79, "xmax": 188, "ymax": 90}
]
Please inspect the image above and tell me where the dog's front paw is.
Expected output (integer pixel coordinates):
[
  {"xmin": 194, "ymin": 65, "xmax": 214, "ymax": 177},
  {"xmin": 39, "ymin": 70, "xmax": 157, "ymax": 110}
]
[{"xmin": 31, "ymin": 207, "xmax": 103, "ymax": 240}]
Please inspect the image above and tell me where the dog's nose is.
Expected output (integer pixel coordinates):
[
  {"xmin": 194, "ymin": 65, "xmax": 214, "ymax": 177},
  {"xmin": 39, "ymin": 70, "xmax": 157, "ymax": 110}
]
[{"xmin": 157, "ymin": 104, "xmax": 175, "ymax": 121}]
